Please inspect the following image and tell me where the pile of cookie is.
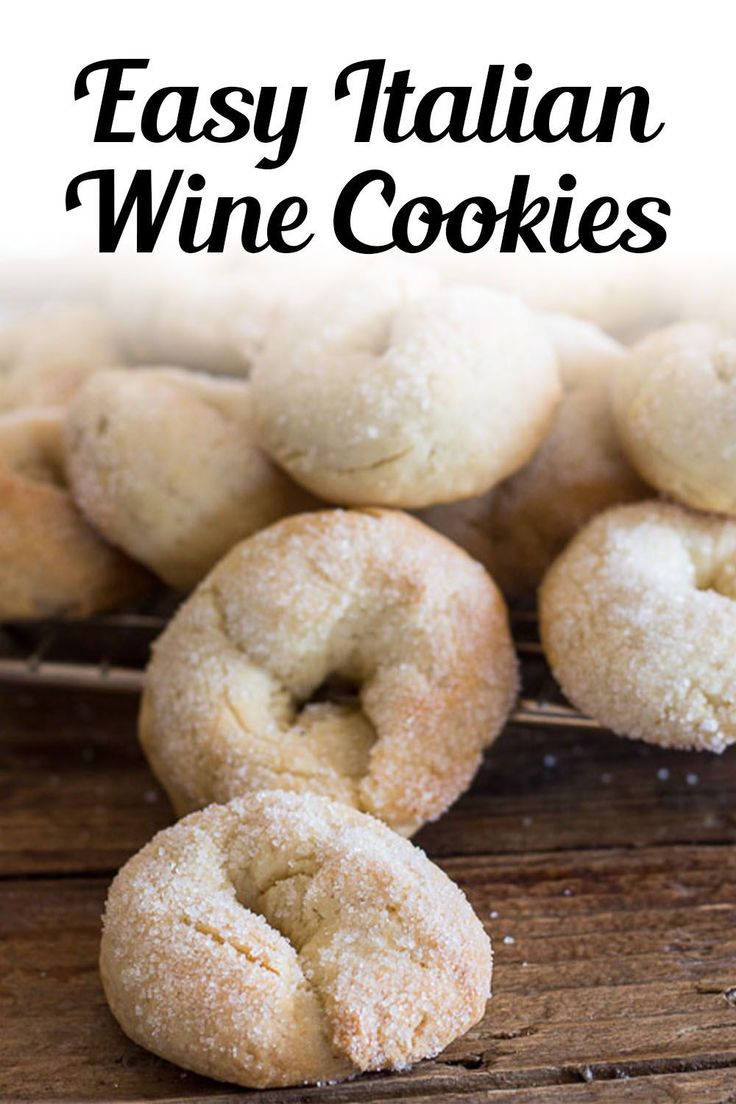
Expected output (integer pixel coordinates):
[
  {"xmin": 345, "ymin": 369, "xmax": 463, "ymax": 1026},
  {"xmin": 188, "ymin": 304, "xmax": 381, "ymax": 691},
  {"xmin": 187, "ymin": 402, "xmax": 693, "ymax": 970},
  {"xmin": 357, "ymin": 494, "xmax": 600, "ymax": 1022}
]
[{"xmin": 2, "ymin": 261, "xmax": 735, "ymax": 1090}]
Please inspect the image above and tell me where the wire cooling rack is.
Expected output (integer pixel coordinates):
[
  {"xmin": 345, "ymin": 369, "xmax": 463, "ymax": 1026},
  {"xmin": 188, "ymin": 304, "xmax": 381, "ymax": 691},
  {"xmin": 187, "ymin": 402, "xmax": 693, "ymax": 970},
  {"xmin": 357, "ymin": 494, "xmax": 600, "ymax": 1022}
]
[{"xmin": 0, "ymin": 602, "xmax": 600, "ymax": 730}]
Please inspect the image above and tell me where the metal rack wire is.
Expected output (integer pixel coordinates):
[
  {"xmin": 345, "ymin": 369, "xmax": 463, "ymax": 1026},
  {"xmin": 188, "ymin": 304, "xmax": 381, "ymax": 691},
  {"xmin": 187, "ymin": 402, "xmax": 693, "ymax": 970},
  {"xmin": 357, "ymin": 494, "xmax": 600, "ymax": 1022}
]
[{"xmin": 0, "ymin": 606, "xmax": 602, "ymax": 730}]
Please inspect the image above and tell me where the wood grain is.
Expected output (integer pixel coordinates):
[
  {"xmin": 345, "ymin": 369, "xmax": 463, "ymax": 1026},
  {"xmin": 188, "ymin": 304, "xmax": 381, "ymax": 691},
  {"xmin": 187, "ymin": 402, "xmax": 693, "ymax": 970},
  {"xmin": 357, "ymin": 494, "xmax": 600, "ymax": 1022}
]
[
  {"xmin": 1, "ymin": 681, "xmax": 736, "ymax": 1101},
  {"xmin": 1, "ymin": 846, "xmax": 735, "ymax": 1101},
  {"xmin": 1, "ymin": 684, "xmax": 735, "ymax": 875}
]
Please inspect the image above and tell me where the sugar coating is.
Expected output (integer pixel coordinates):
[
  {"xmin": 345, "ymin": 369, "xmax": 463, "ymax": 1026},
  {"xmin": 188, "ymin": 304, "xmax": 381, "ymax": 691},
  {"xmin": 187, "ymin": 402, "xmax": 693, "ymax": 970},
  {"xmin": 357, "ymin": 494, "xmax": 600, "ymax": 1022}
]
[
  {"xmin": 613, "ymin": 322, "xmax": 736, "ymax": 515},
  {"xmin": 100, "ymin": 791, "xmax": 493, "ymax": 1089},
  {"xmin": 251, "ymin": 274, "xmax": 560, "ymax": 508},
  {"xmin": 0, "ymin": 407, "xmax": 151, "ymax": 619},
  {"xmin": 418, "ymin": 314, "xmax": 646, "ymax": 595},
  {"xmin": 140, "ymin": 508, "xmax": 518, "ymax": 834},
  {"xmin": 540, "ymin": 500, "xmax": 736, "ymax": 752},
  {"xmin": 64, "ymin": 367, "xmax": 316, "ymax": 589},
  {"xmin": 0, "ymin": 304, "xmax": 122, "ymax": 413}
]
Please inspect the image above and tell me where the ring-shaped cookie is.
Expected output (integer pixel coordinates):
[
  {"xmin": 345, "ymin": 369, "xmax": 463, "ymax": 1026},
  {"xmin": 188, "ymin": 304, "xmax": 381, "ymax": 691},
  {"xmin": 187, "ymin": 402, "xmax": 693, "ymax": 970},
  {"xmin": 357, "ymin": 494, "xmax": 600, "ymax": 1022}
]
[
  {"xmin": 100, "ymin": 791, "xmax": 493, "ymax": 1089},
  {"xmin": 252, "ymin": 282, "xmax": 560, "ymax": 507},
  {"xmin": 140, "ymin": 508, "xmax": 518, "ymax": 833},
  {"xmin": 540, "ymin": 500, "xmax": 736, "ymax": 752}
]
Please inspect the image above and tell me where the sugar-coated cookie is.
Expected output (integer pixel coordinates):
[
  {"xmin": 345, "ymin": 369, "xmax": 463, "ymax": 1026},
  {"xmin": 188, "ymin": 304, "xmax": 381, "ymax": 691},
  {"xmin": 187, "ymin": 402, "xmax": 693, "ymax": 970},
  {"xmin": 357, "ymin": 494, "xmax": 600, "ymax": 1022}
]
[
  {"xmin": 100, "ymin": 791, "xmax": 492, "ymax": 1089},
  {"xmin": 140, "ymin": 509, "xmax": 518, "ymax": 834},
  {"xmin": 540, "ymin": 500, "xmax": 736, "ymax": 752},
  {"xmin": 252, "ymin": 278, "xmax": 560, "ymax": 507},
  {"xmin": 64, "ymin": 367, "xmax": 315, "ymax": 589},
  {"xmin": 613, "ymin": 322, "xmax": 736, "ymax": 515}
]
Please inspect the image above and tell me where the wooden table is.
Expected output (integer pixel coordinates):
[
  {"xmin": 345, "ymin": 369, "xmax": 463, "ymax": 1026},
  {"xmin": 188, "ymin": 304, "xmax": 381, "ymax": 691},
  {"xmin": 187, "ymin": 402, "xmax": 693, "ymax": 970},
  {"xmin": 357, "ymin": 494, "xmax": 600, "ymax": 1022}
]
[{"xmin": 1, "ymin": 672, "xmax": 735, "ymax": 1102}]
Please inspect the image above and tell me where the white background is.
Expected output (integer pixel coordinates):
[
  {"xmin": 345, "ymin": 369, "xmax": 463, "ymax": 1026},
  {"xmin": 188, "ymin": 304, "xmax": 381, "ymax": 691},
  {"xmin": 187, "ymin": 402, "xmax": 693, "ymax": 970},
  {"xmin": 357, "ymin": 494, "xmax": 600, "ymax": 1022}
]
[{"xmin": 0, "ymin": 0, "xmax": 732, "ymax": 274}]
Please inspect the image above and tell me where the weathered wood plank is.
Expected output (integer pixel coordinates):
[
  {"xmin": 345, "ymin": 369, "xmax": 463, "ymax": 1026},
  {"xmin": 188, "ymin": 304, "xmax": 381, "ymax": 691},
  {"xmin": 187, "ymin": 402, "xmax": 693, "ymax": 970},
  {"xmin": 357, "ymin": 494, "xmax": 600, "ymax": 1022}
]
[
  {"xmin": 264, "ymin": 1069, "xmax": 736, "ymax": 1103},
  {"xmin": 1, "ymin": 684, "xmax": 736, "ymax": 877},
  {"xmin": 0, "ymin": 686, "xmax": 170, "ymax": 875},
  {"xmin": 1, "ymin": 846, "xmax": 734, "ymax": 1101}
]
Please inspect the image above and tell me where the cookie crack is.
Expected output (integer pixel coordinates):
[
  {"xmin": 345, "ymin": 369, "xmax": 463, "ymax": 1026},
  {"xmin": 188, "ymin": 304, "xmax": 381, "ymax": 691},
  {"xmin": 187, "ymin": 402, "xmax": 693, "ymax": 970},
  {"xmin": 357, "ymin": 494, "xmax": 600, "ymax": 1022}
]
[
  {"xmin": 219, "ymin": 832, "xmax": 357, "ymax": 1074},
  {"xmin": 330, "ymin": 445, "xmax": 413, "ymax": 475},
  {"xmin": 181, "ymin": 915, "xmax": 281, "ymax": 975},
  {"xmin": 276, "ymin": 443, "xmax": 414, "ymax": 477}
]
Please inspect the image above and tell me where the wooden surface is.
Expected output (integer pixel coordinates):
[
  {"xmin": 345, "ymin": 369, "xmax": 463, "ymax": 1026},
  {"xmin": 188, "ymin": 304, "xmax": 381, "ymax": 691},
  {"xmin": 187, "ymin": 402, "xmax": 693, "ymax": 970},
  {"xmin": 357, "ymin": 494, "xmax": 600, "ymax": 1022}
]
[{"xmin": 1, "ymin": 681, "xmax": 736, "ymax": 1102}]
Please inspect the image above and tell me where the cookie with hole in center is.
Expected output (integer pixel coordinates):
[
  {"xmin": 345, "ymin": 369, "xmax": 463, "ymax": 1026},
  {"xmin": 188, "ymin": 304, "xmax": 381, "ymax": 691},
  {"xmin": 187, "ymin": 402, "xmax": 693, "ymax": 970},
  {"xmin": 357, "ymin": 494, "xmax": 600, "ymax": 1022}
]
[
  {"xmin": 140, "ymin": 508, "xmax": 518, "ymax": 835},
  {"xmin": 100, "ymin": 791, "xmax": 493, "ymax": 1089}
]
